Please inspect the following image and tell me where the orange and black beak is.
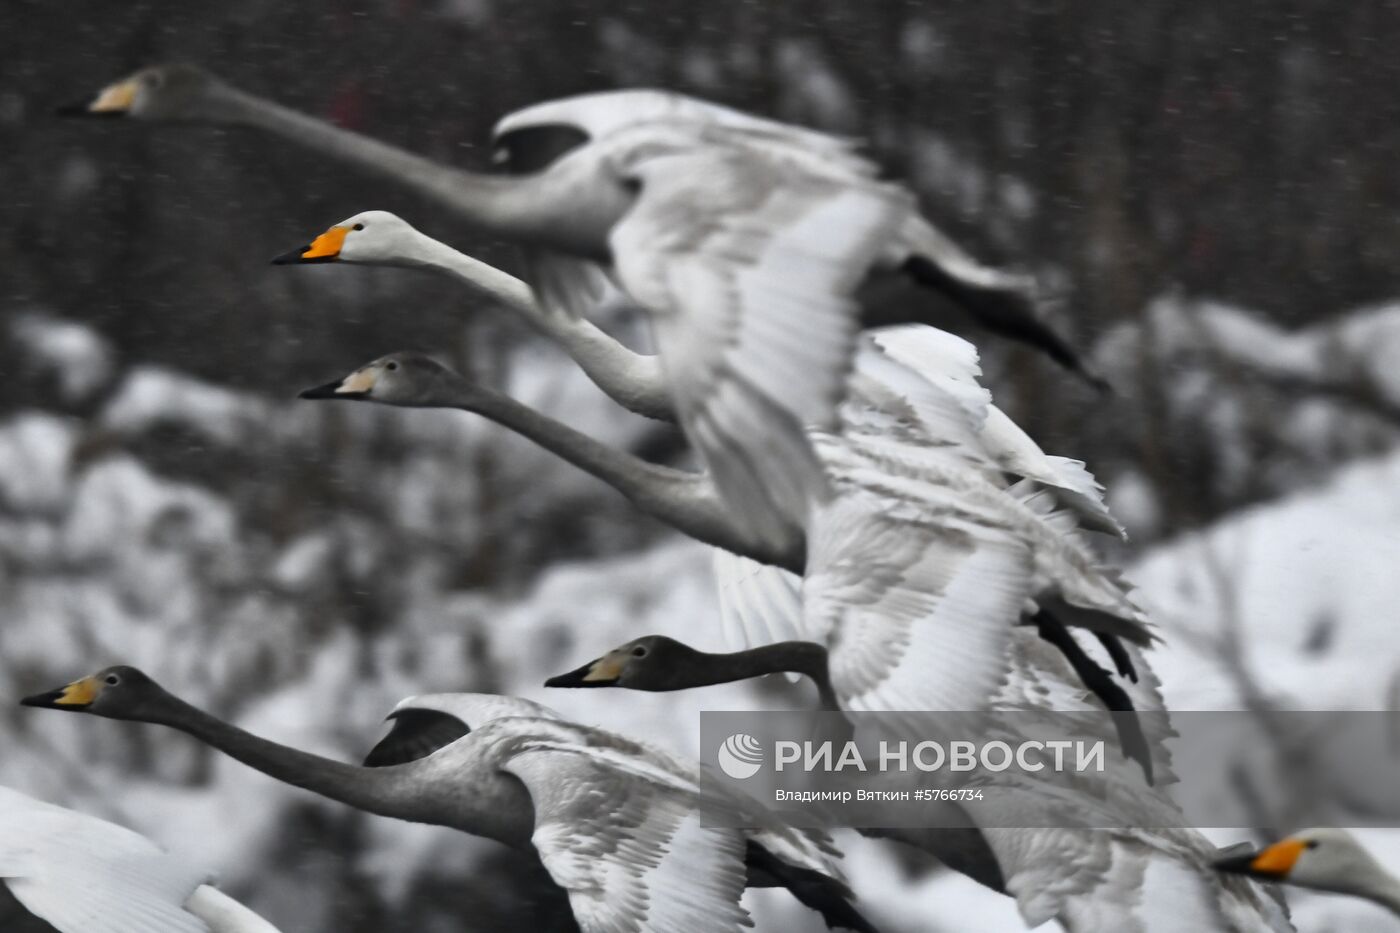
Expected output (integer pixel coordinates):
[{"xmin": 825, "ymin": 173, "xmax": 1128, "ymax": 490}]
[
  {"xmin": 21, "ymin": 676, "xmax": 101, "ymax": 710},
  {"xmin": 272, "ymin": 225, "xmax": 349, "ymax": 265},
  {"xmin": 56, "ymin": 78, "xmax": 138, "ymax": 118},
  {"xmin": 545, "ymin": 654, "xmax": 624, "ymax": 688},
  {"xmin": 1213, "ymin": 838, "xmax": 1307, "ymax": 880}
]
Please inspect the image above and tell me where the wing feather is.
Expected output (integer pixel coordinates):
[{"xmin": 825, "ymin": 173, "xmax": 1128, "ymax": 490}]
[
  {"xmin": 612, "ymin": 147, "xmax": 908, "ymax": 549},
  {"xmin": 711, "ymin": 550, "xmax": 805, "ymax": 652},
  {"xmin": 0, "ymin": 789, "xmax": 215, "ymax": 933},
  {"xmin": 804, "ymin": 492, "xmax": 1035, "ymax": 712},
  {"xmin": 500, "ymin": 737, "xmax": 752, "ymax": 933}
]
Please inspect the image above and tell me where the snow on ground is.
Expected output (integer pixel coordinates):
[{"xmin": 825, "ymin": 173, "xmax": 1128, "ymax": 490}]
[{"xmin": 5, "ymin": 313, "xmax": 1400, "ymax": 930}]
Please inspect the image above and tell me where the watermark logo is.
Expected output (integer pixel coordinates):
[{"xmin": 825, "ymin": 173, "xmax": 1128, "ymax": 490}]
[{"xmin": 717, "ymin": 733, "xmax": 764, "ymax": 779}]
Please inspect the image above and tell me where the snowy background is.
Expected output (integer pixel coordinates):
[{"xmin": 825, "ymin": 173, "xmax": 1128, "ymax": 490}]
[{"xmin": 4, "ymin": 2, "xmax": 1400, "ymax": 931}]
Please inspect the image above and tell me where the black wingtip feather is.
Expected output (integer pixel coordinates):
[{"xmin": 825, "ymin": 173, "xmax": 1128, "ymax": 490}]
[
  {"xmin": 1035, "ymin": 611, "xmax": 1153, "ymax": 785},
  {"xmin": 902, "ymin": 255, "xmax": 1108, "ymax": 392},
  {"xmin": 745, "ymin": 841, "xmax": 880, "ymax": 933},
  {"xmin": 1095, "ymin": 632, "xmax": 1139, "ymax": 683}
]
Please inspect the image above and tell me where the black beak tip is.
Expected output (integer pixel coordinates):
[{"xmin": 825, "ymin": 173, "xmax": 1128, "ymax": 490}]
[
  {"xmin": 544, "ymin": 663, "xmax": 600, "ymax": 689},
  {"xmin": 20, "ymin": 689, "xmax": 62, "ymax": 708},
  {"xmin": 298, "ymin": 381, "xmax": 341, "ymax": 400},
  {"xmin": 54, "ymin": 102, "xmax": 125, "ymax": 119},
  {"xmin": 1211, "ymin": 852, "xmax": 1260, "ymax": 876},
  {"xmin": 270, "ymin": 247, "xmax": 309, "ymax": 266}
]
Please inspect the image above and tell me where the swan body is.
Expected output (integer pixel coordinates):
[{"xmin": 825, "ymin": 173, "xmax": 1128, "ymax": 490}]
[
  {"xmin": 302, "ymin": 343, "xmax": 1147, "ymax": 718},
  {"xmin": 0, "ymin": 785, "xmax": 280, "ymax": 933},
  {"xmin": 279, "ymin": 209, "xmax": 1122, "ymax": 540},
  {"xmin": 544, "ymin": 634, "xmax": 1293, "ymax": 933},
  {"xmin": 68, "ymin": 63, "xmax": 1097, "ymax": 555},
  {"xmin": 1216, "ymin": 828, "xmax": 1400, "ymax": 915},
  {"xmin": 21, "ymin": 668, "xmax": 873, "ymax": 933}
]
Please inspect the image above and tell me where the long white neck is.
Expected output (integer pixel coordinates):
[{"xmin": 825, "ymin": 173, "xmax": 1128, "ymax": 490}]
[
  {"xmin": 207, "ymin": 83, "xmax": 548, "ymax": 242},
  {"xmin": 405, "ymin": 230, "xmax": 674, "ymax": 421},
  {"xmin": 1353, "ymin": 866, "xmax": 1400, "ymax": 916}
]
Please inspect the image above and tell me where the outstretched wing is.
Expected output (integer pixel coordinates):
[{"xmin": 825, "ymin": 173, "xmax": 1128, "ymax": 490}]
[
  {"xmin": 0, "ymin": 789, "xmax": 214, "ymax": 933},
  {"xmin": 712, "ymin": 549, "xmax": 805, "ymax": 653},
  {"xmin": 610, "ymin": 142, "xmax": 909, "ymax": 550},
  {"xmin": 498, "ymin": 728, "xmax": 753, "ymax": 933},
  {"xmin": 803, "ymin": 477, "xmax": 1036, "ymax": 713},
  {"xmin": 865, "ymin": 326, "xmax": 1124, "ymax": 537}
]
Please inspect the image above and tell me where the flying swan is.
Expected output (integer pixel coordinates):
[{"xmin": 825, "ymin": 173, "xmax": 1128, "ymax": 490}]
[
  {"xmin": 63, "ymin": 63, "xmax": 1102, "ymax": 560},
  {"xmin": 21, "ymin": 666, "xmax": 876, "ymax": 933}
]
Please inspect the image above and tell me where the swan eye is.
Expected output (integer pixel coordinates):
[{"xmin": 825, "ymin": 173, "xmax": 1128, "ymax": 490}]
[
  {"xmin": 385, "ymin": 361, "xmax": 399, "ymax": 372},
  {"xmin": 352, "ymin": 223, "xmax": 364, "ymax": 231},
  {"xmin": 631, "ymin": 646, "xmax": 648, "ymax": 658},
  {"xmin": 104, "ymin": 674, "xmax": 121, "ymax": 686},
  {"xmin": 1304, "ymin": 840, "xmax": 1320, "ymax": 849}
]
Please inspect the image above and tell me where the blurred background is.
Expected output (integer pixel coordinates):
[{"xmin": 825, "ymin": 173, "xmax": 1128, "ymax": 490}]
[{"xmin": 3, "ymin": 1, "xmax": 1400, "ymax": 930}]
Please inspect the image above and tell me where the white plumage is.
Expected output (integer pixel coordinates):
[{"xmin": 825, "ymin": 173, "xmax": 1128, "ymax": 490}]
[{"xmin": 0, "ymin": 785, "xmax": 280, "ymax": 933}]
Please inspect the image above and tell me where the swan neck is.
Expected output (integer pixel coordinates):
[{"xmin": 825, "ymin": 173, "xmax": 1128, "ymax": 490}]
[
  {"xmin": 209, "ymin": 84, "xmax": 525, "ymax": 233},
  {"xmin": 1367, "ymin": 874, "xmax": 1400, "ymax": 916},
  {"xmin": 145, "ymin": 691, "xmax": 408, "ymax": 821},
  {"xmin": 431, "ymin": 378, "xmax": 793, "ymax": 566},
  {"xmin": 721, "ymin": 642, "xmax": 838, "ymax": 709},
  {"xmin": 407, "ymin": 233, "xmax": 674, "ymax": 422},
  {"xmin": 409, "ymin": 232, "xmax": 539, "ymax": 314}
]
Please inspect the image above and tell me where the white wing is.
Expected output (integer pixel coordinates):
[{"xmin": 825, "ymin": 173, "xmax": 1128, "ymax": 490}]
[
  {"xmin": 611, "ymin": 142, "xmax": 909, "ymax": 550},
  {"xmin": 804, "ymin": 483, "xmax": 1035, "ymax": 712},
  {"xmin": 492, "ymin": 89, "xmax": 879, "ymax": 181},
  {"xmin": 985, "ymin": 825, "xmax": 1294, "ymax": 933},
  {"xmin": 980, "ymin": 408, "xmax": 1126, "ymax": 538},
  {"xmin": 867, "ymin": 325, "xmax": 1124, "ymax": 537},
  {"xmin": 0, "ymin": 787, "xmax": 214, "ymax": 933},
  {"xmin": 711, "ymin": 549, "xmax": 805, "ymax": 652},
  {"xmin": 390, "ymin": 692, "xmax": 563, "ymax": 726},
  {"xmin": 185, "ymin": 886, "xmax": 284, "ymax": 933},
  {"xmin": 493, "ymin": 723, "xmax": 753, "ymax": 933}
]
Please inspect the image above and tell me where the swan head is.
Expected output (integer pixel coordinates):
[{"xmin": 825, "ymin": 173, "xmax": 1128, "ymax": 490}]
[
  {"xmin": 21, "ymin": 665, "xmax": 169, "ymax": 721},
  {"xmin": 57, "ymin": 64, "xmax": 218, "ymax": 121},
  {"xmin": 1214, "ymin": 828, "xmax": 1390, "ymax": 898},
  {"xmin": 545, "ymin": 635, "xmax": 697, "ymax": 690},
  {"xmin": 299, "ymin": 352, "xmax": 460, "ymax": 407},
  {"xmin": 271, "ymin": 211, "xmax": 423, "ymax": 266}
]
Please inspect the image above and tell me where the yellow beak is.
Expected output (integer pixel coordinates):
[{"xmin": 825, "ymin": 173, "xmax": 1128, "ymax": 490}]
[
  {"xmin": 301, "ymin": 226, "xmax": 350, "ymax": 261},
  {"xmin": 582, "ymin": 655, "xmax": 625, "ymax": 683},
  {"xmin": 338, "ymin": 368, "xmax": 377, "ymax": 394},
  {"xmin": 89, "ymin": 80, "xmax": 139, "ymax": 113},
  {"xmin": 1249, "ymin": 838, "xmax": 1307, "ymax": 877},
  {"xmin": 58, "ymin": 676, "xmax": 100, "ymax": 706}
]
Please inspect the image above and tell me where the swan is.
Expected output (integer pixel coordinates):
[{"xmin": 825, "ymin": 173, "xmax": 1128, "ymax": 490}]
[
  {"xmin": 0, "ymin": 784, "xmax": 281, "ymax": 933},
  {"xmin": 300, "ymin": 350, "xmax": 1151, "ymax": 766},
  {"xmin": 545, "ymin": 633, "xmax": 841, "ymax": 710},
  {"xmin": 1215, "ymin": 829, "xmax": 1400, "ymax": 915},
  {"xmin": 63, "ymin": 64, "xmax": 1101, "ymax": 557},
  {"xmin": 62, "ymin": 64, "xmax": 1090, "ymax": 387},
  {"xmin": 21, "ymin": 667, "xmax": 876, "ymax": 933},
  {"xmin": 273, "ymin": 209, "xmax": 1122, "ymax": 540},
  {"xmin": 542, "ymin": 634, "xmax": 1296, "ymax": 933},
  {"xmin": 283, "ymin": 213, "xmax": 1144, "ymax": 730}
]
